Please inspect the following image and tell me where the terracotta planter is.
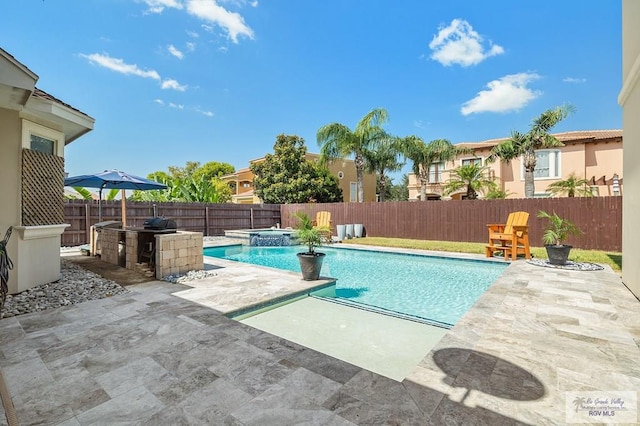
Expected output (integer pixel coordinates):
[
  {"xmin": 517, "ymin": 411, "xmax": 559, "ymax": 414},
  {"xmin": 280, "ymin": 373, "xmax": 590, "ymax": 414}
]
[
  {"xmin": 545, "ymin": 244, "xmax": 572, "ymax": 265},
  {"xmin": 297, "ymin": 252, "xmax": 326, "ymax": 280}
]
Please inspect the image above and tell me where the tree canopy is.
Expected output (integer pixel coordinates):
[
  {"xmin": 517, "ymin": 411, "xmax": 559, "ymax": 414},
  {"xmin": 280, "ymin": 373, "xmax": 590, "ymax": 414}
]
[
  {"xmin": 317, "ymin": 108, "xmax": 389, "ymax": 202},
  {"xmin": 402, "ymin": 137, "xmax": 469, "ymax": 201},
  {"xmin": 129, "ymin": 161, "xmax": 235, "ymax": 203},
  {"xmin": 251, "ymin": 134, "xmax": 343, "ymax": 204},
  {"xmin": 545, "ymin": 172, "xmax": 593, "ymax": 197},
  {"xmin": 442, "ymin": 163, "xmax": 496, "ymax": 200},
  {"xmin": 363, "ymin": 135, "xmax": 404, "ymax": 201},
  {"xmin": 487, "ymin": 105, "xmax": 574, "ymax": 197}
]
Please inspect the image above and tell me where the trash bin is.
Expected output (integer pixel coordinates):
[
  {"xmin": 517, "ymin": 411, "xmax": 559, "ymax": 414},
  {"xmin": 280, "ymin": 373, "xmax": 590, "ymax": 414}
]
[{"xmin": 345, "ymin": 224, "xmax": 354, "ymax": 239}]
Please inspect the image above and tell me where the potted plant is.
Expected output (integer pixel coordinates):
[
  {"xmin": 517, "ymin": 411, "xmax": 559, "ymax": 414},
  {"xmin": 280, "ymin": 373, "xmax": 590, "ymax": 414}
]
[
  {"xmin": 537, "ymin": 210, "xmax": 582, "ymax": 265},
  {"xmin": 294, "ymin": 211, "xmax": 329, "ymax": 280}
]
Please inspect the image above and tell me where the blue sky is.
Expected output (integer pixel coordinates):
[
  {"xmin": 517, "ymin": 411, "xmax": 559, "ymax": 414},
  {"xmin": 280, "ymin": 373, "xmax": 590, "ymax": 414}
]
[{"xmin": 2, "ymin": 1, "xmax": 622, "ymax": 182}]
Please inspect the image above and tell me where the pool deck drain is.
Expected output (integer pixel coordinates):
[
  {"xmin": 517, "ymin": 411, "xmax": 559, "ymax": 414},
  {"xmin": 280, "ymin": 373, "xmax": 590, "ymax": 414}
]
[{"xmin": 0, "ymin": 244, "xmax": 637, "ymax": 424}]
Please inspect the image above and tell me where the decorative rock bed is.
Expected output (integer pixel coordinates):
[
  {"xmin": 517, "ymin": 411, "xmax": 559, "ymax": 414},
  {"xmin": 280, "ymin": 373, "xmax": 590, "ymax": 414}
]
[
  {"xmin": 2, "ymin": 259, "xmax": 129, "ymax": 318},
  {"xmin": 526, "ymin": 258, "xmax": 605, "ymax": 271}
]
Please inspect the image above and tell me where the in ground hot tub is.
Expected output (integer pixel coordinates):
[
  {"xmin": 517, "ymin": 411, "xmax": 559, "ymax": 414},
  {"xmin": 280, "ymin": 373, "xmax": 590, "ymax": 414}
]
[{"xmin": 224, "ymin": 228, "xmax": 298, "ymax": 246}]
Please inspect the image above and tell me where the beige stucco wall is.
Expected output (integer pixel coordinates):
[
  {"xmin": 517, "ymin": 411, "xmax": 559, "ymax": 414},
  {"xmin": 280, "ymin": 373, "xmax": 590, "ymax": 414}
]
[
  {"xmin": 1, "ymin": 108, "xmax": 23, "ymax": 294},
  {"xmin": 1, "ymin": 50, "xmax": 94, "ymax": 295},
  {"xmin": 13, "ymin": 226, "xmax": 68, "ymax": 292},
  {"xmin": 621, "ymin": 0, "xmax": 640, "ymax": 298},
  {"xmin": 323, "ymin": 157, "xmax": 376, "ymax": 202},
  {"xmin": 0, "ymin": 108, "xmax": 21, "ymax": 228},
  {"xmin": 1, "ymin": 110, "xmax": 70, "ymax": 293}
]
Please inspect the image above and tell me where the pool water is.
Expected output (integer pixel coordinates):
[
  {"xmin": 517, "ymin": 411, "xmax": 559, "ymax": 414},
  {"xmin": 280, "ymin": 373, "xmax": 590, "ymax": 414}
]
[{"xmin": 204, "ymin": 245, "xmax": 507, "ymax": 327}]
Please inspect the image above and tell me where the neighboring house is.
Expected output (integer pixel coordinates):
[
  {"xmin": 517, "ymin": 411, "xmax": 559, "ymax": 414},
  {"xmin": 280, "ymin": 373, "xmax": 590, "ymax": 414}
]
[
  {"xmin": 0, "ymin": 48, "xmax": 94, "ymax": 294},
  {"xmin": 407, "ymin": 130, "xmax": 623, "ymax": 200},
  {"xmin": 220, "ymin": 153, "xmax": 377, "ymax": 203},
  {"xmin": 621, "ymin": 0, "xmax": 639, "ymax": 299}
]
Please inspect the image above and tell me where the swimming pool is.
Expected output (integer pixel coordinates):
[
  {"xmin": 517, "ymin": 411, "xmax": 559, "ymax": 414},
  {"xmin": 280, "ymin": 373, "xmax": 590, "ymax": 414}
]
[{"xmin": 204, "ymin": 245, "xmax": 508, "ymax": 327}]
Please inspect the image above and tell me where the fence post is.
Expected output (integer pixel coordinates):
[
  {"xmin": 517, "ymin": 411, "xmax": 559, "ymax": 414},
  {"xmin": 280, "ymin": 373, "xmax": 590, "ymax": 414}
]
[
  {"xmin": 84, "ymin": 202, "xmax": 90, "ymax": 244},
  {"xmin": 205, "ymin": 206, "xmax": 210, "ymax": 236},
  {"xmin": 250, "ymin": 208, "xmax": 254, "ymax": 229}
]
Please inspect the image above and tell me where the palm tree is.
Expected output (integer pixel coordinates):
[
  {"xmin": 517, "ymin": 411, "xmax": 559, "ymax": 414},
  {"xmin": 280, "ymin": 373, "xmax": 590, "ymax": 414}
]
[
  {"xmin": 362, "ymin": 134, "xmax": 404, "ymax": 201},
  {"xmin": 484, "ymin": 187, "xmax": 515, "ymax": 199},
  {"xmin": 317, "ymin": 108, "xmax": 389, "ymax": 202},
  {"xmin": 403, "ymin": 137, "xmax": 468, "ymax": 201},
  {"xmin": 442, "ymin": 163, "xmax": 496, "ymax": 200},
  {"xmin": 546, "ymin": 172, "xmax": 593, "ymax": 197},
  {"xmin": 67, "ymin": 187, "xmax": 119, "ymax": 200},
  {"xmin": 487, "ymin": 105, "xmax": 574, "ymax": 197}
]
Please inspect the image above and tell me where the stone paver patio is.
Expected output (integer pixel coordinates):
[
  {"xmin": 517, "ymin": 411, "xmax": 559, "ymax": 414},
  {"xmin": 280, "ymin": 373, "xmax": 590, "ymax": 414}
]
[{"xmin": 0, "ymin": 246, "xmax": 638, "ymax": 425}]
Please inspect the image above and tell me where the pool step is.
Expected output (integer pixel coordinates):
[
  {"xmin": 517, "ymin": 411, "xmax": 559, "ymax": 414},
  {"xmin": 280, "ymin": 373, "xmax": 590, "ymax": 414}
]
[{"xmin": 311, "ymin": 295, "xmax": 453, "ymax": 330}]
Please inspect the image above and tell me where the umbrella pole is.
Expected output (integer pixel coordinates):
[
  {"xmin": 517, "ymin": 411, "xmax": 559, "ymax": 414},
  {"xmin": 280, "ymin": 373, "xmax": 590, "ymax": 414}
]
[{"xmin": 121, "ymin": 189, "xmax": 126, "ymax": 228}]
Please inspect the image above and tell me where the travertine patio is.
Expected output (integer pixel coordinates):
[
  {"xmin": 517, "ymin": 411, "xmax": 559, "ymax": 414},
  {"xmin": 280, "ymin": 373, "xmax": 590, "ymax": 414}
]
[{"xmin": 0, "ymin": 246, "xmax": 637, "ymax": 425}]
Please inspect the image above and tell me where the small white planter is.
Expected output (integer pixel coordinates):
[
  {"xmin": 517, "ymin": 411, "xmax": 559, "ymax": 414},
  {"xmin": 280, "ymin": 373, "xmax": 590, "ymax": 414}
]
[
  {"xmin": 345, "ymin": 224, "xmax": 354, "ymax": 239},
  {"xmin": 336, "ymin": 225, "xmax": 346, "ymax": 241},
  {"xmin": 354, "ymin": 224, "xmax": 364, "ymax": 238}
]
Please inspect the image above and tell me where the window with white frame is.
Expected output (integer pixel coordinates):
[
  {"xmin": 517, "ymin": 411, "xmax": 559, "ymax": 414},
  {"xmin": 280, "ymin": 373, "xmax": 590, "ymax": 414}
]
[
  {"xmin": 521, "ymin": 149, "xmax": 561, "ymax": 179},
  {"xmin": 349, "ymin": 182, "xmax": 357, "ymax": 202},
  {"xmin": 461, "ymin": 158, "xmax": 482, "ymax": 166},
  {"xmin": 429, "ymin": 162, "xmax": 444, "ymax": 183},
  {"xmin": 21, "ymin": 119, "xmax": 64, "ymax": 157},
  {"xmin": 30, "ymin": 134, "xmax": 55, "ymax": 154}
]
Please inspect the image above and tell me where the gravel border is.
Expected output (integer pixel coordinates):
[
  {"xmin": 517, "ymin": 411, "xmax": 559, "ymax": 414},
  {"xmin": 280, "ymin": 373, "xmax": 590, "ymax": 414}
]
[{"xmin": 2, "ymin": 259, "xmax": 129, "ymax": 318}]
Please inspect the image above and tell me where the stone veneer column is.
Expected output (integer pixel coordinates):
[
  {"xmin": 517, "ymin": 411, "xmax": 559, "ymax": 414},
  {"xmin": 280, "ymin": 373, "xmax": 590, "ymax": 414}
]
[
  {"xmin": 155, "ymin": 231, "xmax": 204, "ymax": 278},
  {"xmin": 125, "ymin": 230, "xmax": 139, "ymax": 269},
  {"xmin": 100, "ymin": 229, "xmax": 119, "ymax": 265}
]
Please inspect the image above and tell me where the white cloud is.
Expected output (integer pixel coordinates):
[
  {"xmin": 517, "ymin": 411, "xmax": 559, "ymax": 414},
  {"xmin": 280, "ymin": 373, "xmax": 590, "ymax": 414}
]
[
  {"xmin": 186, "ymin": 30, "xmax": 200, "ymax": 38},
  {"xmin": 80, "ymin": 53, "xmax": 161, "ymax": 80},
  {"xmin": 563, "ymin": 77, "xmax": 587, "ymax": 83},
  {"xmin": 429, "ymin": 19, "xmax": 504, "ymax": 67},
  {"xmin": 196, "ymin": 108, "xmax": 214, "ymax": 117},
  {"xmin": 168, "ymin": 102, "xmax": 185, "ymax": 109},
  {"xmin": 154, "ymin": 99, "xmax": 165, "ymax": 105},
  {"xmin": 186, "ymin": 0, "xmax": 254, "ymax": 43},
  {"xmin": 219, "ymin": 0, "xmax": 258, "ymax": 7},
  {"xmin": 185, "ymin": 42, "xmax": 196, "ymax": 51},
  {"xmin": 461, "ymin": 73, "xmax": 541, "ymax": 115},
  {"xmin": 161, "ymin": 79, "xmax": 188, "ymax": 91},
  {"xmin": 141, "ymin": 0, "xmax": 184, "ymax": 14},
  {"xmin": 167, "ymin": 44, "xmax": 184, "ymax": 59}
]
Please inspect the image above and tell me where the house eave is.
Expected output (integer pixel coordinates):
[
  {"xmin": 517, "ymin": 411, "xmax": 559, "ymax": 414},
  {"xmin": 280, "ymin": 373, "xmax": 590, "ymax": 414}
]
[{"xmin": 24, "ymin": 96, "xmax": 95, "ymax": 144}]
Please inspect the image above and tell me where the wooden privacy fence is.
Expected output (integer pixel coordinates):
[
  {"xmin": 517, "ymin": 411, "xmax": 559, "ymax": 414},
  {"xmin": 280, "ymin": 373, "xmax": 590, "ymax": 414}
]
[
  {"xmin": 64, "ymin": 197, "xmax": 622, "ymax": 251},
  {"xmin": 281, "ymin": 196, "xmax": 622, "ymax": 252},
  {"xmin": 62, "ymin": 200, "xmax": 281, "ymax": 246}
]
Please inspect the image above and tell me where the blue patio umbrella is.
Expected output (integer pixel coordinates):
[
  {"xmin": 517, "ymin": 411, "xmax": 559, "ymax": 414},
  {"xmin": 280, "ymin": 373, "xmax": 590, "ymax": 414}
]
[{"xmin": 64, "ymin": 170, "xmax": 167, "ymax": 223}]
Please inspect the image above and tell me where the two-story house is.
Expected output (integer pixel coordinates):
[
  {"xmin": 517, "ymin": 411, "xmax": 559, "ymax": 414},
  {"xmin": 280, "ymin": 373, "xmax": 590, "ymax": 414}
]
[
  {"xmin": 408, "ymin": 130, "xmax": 622, "ymax": 200},
  {"xmin": 221, "ymin": 153, "xmax": 377, "ymax": 203}
]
